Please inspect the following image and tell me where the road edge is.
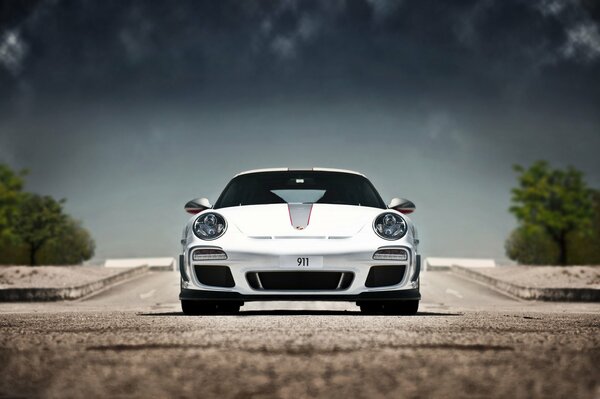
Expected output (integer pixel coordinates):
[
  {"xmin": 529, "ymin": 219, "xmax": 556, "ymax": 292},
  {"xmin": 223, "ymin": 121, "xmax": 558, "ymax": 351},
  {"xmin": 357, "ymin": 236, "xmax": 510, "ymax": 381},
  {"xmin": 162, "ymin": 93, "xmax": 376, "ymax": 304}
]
[
  {"xmin": 451, "ymin": 265, "xmax": 600, "ymax": 302},
  {"xmin": 0, "ymin": 266, "xmax": 149, "ymax": 302}
]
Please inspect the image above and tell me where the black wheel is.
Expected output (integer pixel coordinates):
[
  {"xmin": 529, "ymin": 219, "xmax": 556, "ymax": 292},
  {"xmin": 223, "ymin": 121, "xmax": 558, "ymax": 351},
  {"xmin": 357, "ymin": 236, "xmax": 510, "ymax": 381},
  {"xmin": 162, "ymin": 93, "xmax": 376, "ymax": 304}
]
[
  {"xmin": 182, "ymin": 301, "xmax": 242, "ymax": 315},
  {"xmin": 181, "ymin": 300, "xmax": 217, "ymax": 315},
  {"xmin": 382, "ymin": 300, "xmax": 419, "ymax": 315},
  {"xmin": 359, "ymin": 302, "xmax": 384, "ymax": 314},
  {"xmin": 215, "ymin": 302, "xmax": 241, "ymax": 314}
]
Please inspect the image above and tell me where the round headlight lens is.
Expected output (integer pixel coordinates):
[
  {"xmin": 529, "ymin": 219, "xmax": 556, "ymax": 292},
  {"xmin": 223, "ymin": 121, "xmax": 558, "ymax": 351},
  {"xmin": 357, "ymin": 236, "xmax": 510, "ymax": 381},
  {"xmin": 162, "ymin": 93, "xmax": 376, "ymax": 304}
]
[
  {"xmin": 373, "ymin": 212, "xmax": 407, "ymax": 240},
  {"xmin": 193, "ymin": 213, "xmax": 227, "ymax": 240}
]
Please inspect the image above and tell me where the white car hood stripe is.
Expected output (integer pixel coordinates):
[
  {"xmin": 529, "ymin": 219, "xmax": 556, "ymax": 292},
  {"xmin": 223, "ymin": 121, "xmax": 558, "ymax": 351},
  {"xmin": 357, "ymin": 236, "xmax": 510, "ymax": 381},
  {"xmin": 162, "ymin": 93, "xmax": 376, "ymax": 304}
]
[{"xmin": 288, "ymin": 204, "xmax": 312, "ymax": 229}]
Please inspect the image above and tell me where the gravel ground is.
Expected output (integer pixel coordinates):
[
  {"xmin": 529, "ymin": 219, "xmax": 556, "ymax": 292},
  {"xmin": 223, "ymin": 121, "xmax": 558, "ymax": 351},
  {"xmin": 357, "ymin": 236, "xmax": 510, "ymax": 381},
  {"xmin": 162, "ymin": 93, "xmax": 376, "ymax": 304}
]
[
  {"xmin": 0, "ymin": 266, "xmax": 124, "ymax": 289},
  {"xmin": 472, "ymin": 266, "xmax": 600, "ymax": 288},
  {"xmin": 0, "ymin": 310, "xmax": 598, "ymax": 399},
  {"xmin": 1, "ymin": 271, "xmax": 598, "ymax": 399}
]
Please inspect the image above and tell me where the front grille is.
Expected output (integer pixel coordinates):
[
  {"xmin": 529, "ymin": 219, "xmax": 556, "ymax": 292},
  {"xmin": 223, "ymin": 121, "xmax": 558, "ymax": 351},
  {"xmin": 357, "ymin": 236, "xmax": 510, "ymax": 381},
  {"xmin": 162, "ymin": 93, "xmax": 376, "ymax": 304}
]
[
  {"xmin": 194, "ymin": 265, "xmax": 235, "ymax": 288},
  {"xmin": 247, "ymin": 271, "xmax": 354, "ymax": 291},
  {"xmin": 365, "ymin": 265, "xmax": 406, "ymax": 287}
]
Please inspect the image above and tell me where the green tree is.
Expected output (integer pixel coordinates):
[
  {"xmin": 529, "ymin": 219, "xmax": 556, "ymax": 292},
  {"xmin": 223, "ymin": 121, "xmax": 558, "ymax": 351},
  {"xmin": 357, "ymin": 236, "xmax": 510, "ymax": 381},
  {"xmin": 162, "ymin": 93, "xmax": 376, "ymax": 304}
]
[
  {"xmin": 567, "ymin": 190, "xmax": 600, "ymax": 265},
  {"xmin": 0, "ymin": 164, "xmax": 27, "ymax": 241},
  {"xmin": 505, "ymin": 226, "xmax": 559, "ymax": 265},
  {"xmin": 37, "ymin": 217, "xmax": 95, "ymax": 265},
  {"xmin": 508, "ymin": 161, "xmax": 594, "ymax": 265},
  {"xmin": 12, "ymin": 194, "xmax": 67, "ymax": 266},
  {"xmin": 0, "ymin": 163, "xmax": 96, "ymax": 266}
]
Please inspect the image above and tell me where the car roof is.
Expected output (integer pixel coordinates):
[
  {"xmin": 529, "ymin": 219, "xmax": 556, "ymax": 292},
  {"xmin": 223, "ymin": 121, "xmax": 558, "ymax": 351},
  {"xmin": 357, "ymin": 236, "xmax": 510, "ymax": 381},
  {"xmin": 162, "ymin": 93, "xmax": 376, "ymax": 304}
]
[{"xmin": 234, "ymin": 168, "xmax": 366, "ymax": 177}]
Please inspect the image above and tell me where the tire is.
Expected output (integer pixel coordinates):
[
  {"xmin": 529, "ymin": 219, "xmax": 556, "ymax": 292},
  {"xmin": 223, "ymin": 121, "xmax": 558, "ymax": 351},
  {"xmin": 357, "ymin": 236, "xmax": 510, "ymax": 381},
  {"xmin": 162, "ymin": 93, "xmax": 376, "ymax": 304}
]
[
  {"xmin": 181, "ymin": 301, "xmax": 241, "ymax": 315},
  {"xmin": 359, "ymin": 302, "xmax": 384, "ymax": 314},
  {"xmin": 215, "ymin": 302, "xmax": 241, "ymax": 314},
  {"xmin": 181, "ymin": 300, "xmax": 217, "ymax": 315},
  {"xmin": 382, "ymin": 300, "xmax": 419, "ymax": 316}
]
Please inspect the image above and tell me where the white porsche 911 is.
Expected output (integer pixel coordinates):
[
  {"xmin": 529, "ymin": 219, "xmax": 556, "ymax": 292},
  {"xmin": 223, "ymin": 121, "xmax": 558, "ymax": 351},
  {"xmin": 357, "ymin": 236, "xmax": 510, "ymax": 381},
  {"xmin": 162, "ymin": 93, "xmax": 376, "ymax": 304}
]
[{"xmin": 179, "ymin": 168, "xmax": 421, "ymax": 315}]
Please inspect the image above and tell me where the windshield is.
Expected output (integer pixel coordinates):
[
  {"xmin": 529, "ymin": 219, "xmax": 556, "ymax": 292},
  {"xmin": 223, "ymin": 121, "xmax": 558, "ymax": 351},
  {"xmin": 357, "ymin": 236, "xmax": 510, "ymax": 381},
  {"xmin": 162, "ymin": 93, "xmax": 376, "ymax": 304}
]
[{"xmin": 214, "ymin": 171, "xmax": 386, "ymax": 209}]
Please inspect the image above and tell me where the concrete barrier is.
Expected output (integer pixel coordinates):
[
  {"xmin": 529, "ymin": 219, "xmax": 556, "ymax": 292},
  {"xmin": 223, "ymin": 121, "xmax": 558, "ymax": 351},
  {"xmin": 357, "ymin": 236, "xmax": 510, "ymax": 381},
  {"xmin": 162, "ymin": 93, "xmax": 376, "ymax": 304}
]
[
  {"xmin": 0, "ymin": 266, "xmax": 149, "ymax": 302},
  {"xmin": 105, "ymin": 257, "xmax": 175, "ymax": 271},
  {"xmin": 451, "ymin": 265, "xmax": 600, "ymax": 302},
  {"xmin": 425, "ymin": 257, "xmax": 496, "ymax": 271}
]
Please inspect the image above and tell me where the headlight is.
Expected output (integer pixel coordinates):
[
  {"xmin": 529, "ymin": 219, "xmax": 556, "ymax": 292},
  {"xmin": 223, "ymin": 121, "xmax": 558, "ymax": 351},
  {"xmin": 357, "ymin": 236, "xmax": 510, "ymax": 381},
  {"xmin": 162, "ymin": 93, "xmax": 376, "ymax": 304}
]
[
  {"xmin": 193, "ymin": 212, "xmax": 227, "ymax": 240},
  {"xmin": 373, "ymin": 212, "xmax": 407, "ymax": 240}
]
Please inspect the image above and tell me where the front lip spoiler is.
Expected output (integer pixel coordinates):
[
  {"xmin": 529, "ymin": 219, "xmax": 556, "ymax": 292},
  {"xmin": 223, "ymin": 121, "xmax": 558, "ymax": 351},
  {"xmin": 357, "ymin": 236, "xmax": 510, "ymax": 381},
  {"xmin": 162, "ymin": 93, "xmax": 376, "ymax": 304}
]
[{"xmin": 179, "ymin": 288, "xmax": 421, "ymax": 302}]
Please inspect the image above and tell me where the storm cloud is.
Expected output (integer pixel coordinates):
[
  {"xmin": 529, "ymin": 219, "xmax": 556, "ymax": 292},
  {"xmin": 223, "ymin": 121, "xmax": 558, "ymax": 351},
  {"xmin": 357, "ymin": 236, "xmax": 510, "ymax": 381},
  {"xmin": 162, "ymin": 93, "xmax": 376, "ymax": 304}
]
[{"xmin": 0, "ymin": 0, "xmax": 599, "ymax": 260}]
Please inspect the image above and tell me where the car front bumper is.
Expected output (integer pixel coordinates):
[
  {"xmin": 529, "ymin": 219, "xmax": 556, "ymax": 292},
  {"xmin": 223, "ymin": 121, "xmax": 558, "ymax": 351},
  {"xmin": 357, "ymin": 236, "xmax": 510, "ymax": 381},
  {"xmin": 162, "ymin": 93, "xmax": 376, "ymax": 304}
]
[{"xmin": 179, "ymin": 238, "xmax": 421, "ymax": 302}]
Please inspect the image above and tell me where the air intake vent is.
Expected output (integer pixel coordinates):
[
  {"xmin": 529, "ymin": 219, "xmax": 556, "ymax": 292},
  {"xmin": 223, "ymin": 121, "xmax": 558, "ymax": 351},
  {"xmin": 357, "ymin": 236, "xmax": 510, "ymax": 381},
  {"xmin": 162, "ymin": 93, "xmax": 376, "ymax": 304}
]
[
  {"xmin": 365, "ymin": 265, "xmax": 406, "ymax": 287},
  {"xmin": 194, "ymin": 265, "xmax": 235, "ymax": 287},
  {"xmin": 247, "ymin": 272, "xmax": 353, "ymax": 291}
]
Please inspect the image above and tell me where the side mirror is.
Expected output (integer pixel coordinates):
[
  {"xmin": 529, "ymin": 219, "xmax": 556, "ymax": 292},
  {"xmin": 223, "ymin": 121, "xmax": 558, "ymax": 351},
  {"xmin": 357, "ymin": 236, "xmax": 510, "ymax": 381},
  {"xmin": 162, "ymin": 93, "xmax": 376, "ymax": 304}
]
[
  {"xmin": 388, "ymin": 198, "xmax": 415, "ymax": 214},
  {"xmin": 184, "ymin": 198, "xmax": 212, "ymax": 214}
]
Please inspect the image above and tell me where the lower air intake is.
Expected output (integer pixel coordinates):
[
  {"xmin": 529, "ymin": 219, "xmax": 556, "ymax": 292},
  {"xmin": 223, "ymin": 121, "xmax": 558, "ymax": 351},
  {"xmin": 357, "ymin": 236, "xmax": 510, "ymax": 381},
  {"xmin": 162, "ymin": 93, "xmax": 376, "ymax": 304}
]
[
  {"xmin": 365, "ymin": 265, "xmax": 406, "ymax": 287},
  {"xmin": 247, "ymin": 271, "xmax": 353, "ymax": 291},
  {"xmin": 194, "ymin": 265, "xmax": 235, "ymax": 288}
]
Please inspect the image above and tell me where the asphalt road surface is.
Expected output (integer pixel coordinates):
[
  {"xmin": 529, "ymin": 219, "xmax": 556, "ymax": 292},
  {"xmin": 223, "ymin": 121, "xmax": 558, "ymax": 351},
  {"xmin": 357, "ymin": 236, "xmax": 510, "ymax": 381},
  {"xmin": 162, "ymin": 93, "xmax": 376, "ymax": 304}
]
[{"xmin": 0, "ymin": 270, "xmax": 598, "ymax": 399}]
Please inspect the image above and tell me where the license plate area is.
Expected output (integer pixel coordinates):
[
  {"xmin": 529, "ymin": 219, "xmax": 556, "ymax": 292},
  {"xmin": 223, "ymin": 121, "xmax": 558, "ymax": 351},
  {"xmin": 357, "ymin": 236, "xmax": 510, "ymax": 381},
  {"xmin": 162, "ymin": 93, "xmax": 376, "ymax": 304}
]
[{"xmin": 279, "ymin": 256, "xmax": 323, "ymax": 269}]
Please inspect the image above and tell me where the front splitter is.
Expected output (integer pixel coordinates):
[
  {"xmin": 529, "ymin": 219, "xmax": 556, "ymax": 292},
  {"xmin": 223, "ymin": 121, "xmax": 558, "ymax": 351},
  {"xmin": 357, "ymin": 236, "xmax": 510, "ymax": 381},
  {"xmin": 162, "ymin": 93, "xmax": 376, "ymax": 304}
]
[{"xmin": 179, "ymin": 288, "xmax": 421, "ymax": 302}]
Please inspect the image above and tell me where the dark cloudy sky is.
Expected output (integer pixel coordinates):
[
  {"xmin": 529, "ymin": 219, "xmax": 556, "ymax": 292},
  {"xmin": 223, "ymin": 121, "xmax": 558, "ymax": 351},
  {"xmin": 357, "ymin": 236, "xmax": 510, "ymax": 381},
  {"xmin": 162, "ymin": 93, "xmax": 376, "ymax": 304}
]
[{"xmin": 1, "ymin": 0, "xmax": 599, "ymax": 261}]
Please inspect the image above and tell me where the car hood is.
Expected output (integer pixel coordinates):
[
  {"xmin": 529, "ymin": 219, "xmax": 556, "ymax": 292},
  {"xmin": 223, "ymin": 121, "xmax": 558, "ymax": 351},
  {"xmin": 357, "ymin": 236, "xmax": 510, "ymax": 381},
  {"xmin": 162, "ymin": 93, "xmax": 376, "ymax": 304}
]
[{"xmin": 215, "ymin": 204, "xmax": 384, "ymax": 238}]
